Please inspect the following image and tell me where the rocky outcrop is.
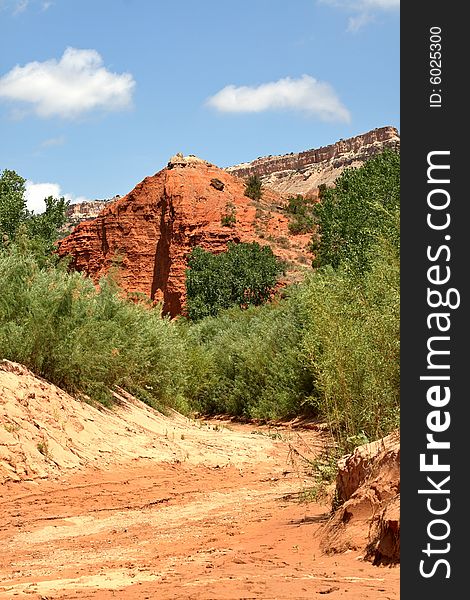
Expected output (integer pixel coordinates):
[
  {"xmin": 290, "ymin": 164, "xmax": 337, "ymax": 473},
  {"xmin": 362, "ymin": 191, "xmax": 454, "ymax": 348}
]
[
  {"xmin": 58, "ymin": 129, "xmax": 399, "ymax": 316},
  {"xmin": 227, "ymin": 126, "xmax": 400, "ymax": 198},
  {"xmin": 57, "ymin": 157, "xmax": 313, "ymax": 317},
  {"xmin": 320, "ymin": 430, "xmax": 400, "ymax": 565},
  {"xmin": 66, "ymin": 196, "xmax": 120, "ymax": 225}
]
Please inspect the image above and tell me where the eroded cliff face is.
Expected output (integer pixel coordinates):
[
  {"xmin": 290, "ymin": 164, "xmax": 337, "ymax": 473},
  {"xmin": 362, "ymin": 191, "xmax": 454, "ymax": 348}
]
[
  {"xmin": 58, "ymin": 128, "xmax": 399, "ymax": 316},
  {"xmin": 226, "ymin": 126, "xmax": 400, "ymax": 197},
  {"xmin": 57, "ymin": 157, "xmax": 313, "ymax": 317},
  {"xmin": 66, "ymin": 197, "xmax": 119, "ymax": 224}
]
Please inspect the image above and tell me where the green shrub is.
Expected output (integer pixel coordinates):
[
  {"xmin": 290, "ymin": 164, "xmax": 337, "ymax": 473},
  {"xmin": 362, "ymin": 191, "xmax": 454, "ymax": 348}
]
[
  {"xmin": 300, "ymin": 238, "xmax": 400, "ymax": 452},
  {"xmin": 221, "ymin": 203, "xmax": 236, "ymax": 227},
  {"xmin": 312, "ymin": 149, "xmax": 400, "ymax": 273},
  {"xmin": 286, "ymin": 194, "xmax": 316, "ymax": 234},
  {"xmin": 0, "ymin": 245, "xmax": 188, "ymax": 411},
  {"xmin": 244, "ymin": 175, "xmax": 263, "ymax": 201},
  {"xmin": 185, "ymin": 242, "xmax": 283, "ymax": 321},
  {"xmin": 182, "ymin": 298, "xmax": 314, "ymax": 420}
]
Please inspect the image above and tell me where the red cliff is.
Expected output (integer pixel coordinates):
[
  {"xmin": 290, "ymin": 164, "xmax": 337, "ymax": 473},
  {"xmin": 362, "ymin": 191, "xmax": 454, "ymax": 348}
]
[{"xmin": 57, "ymin": 155, "xmax": 313, "ymax": 317}]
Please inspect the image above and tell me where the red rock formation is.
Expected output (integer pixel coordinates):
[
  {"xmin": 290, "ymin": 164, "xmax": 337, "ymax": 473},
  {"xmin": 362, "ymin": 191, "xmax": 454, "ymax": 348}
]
[
  {"xmin": 320, "ymin": 430, "xmax": 400, "ymax": 565},
  {"xmin": 57, "ymin": 156, "xmax": 313, "ymax": 317},
  {"xmin": 227, "ymin": 126, "xmax": 400, "ymax": 197}
]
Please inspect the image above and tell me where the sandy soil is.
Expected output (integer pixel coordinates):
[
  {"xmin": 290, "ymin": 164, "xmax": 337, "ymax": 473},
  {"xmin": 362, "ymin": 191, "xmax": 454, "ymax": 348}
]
[{"xmin": 0, "ymin": 363, "xmax": 399, "ymax": 599}]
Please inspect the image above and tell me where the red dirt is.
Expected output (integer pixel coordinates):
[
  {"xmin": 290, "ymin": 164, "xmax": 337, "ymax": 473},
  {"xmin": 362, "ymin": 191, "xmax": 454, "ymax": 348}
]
[
  {"xmin": 0, "ymin": 364, "xmax": 399, "ymax": 598},
  {"xmin": 0, "ymin": 428, "xmax": 399, "ymax": 599}
]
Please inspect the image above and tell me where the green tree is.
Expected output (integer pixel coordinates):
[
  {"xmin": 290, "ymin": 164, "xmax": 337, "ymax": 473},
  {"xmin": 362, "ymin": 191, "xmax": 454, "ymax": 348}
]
[
  {"xmin": 312, "ymin": 149, "xmax": 400, "ymax": 273},
  {"xmin": 185, "ymin": 242, "xmax": 283, "ymax": 320},
  {"xmin": 26, "ymin": 195, "xmax": 70, "ymax": 257},
  {"xmin": 0, "ymin": 168, "xmax": 69, "ymax": 259},
  {"xmin": 0, "ymin": 169, "xmax": 27, "ymax": 243},
  {"xmin": 286, "ymin": 194, "xmax": 316, "ymax": 234},
  {"xmin": 244, "ymin": 175, "xmax": 263, "ymax": 201}
]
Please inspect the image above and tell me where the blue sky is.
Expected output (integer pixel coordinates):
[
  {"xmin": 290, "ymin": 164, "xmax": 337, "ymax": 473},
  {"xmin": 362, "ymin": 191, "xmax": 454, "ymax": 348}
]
[{"xmin": 0, "ymin": 0, "xmax": 399, "ymax": 212}]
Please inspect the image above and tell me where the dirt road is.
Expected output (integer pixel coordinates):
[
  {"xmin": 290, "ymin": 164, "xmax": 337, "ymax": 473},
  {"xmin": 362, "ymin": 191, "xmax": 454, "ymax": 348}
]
[{"xmin": 0, "ymin": 421, "xmax": 399, "ymax": 600}]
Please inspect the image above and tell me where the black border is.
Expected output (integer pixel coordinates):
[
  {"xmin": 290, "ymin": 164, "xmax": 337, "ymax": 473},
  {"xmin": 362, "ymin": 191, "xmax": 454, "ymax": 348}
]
[{"xmin": 401, "ymin": 5, "xmax": 466, "ymax": 597}]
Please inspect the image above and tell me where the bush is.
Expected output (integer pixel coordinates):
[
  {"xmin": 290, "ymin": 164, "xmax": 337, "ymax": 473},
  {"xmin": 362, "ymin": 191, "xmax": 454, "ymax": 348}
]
[
  {"xmin": 312, "ymin": 149, "xmax": 400, "ymax": 273},
  {"xmin": 300, "ymin": 238, "xmax": 400, "ymax": 452},
  {"xmin": 221, "ymin": 203, "xmax": 236, "ymax": 227},
  {"xmin": 182, "ymin": 298, "xmax": 314, "ymax": 420},
  {"xmin": 244, "ymin": 175, "xmax": 263, "ymax": 201},
  {"xmin": 286, "ymin": 194, "xmax": 316, "ymax": 234},
  {"xmin": 185, "ymin": 242, "xmax": 283, "ymax": 321},
  {"xmin": 0, "ymin": 245, "xmax": 188, "ymax": 411}
]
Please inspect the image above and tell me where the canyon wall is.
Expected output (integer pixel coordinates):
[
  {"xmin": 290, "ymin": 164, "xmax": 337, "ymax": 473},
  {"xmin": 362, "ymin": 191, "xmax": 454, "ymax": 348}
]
[
  {"xmin": 58, "ymin": 128, "xmax": 399, "ymax": 316},
  {"xmin": 226, "ymin": 126, "xmax": 400, "ymax": 197},
  {"xmin": 65, "ymin": 196, "xmax": 120, "ymax": 226},
  {"xmin": 57, "ymin": 156, "xmax": 313, "ymax": 317}
]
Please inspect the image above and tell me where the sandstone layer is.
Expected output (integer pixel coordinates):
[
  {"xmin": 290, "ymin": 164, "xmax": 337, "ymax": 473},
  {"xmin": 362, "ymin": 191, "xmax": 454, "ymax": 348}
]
[
  {"xmin": 320, "ymin": 430, "xmax": 400, "ymax": 564},
  {"xmin": 227, "ymin": 126, "xmax": 400, "ymax": 197},
  {"xmin": 65, "ymin": 196, "xmax": 119, "ymax": 226},
  {"xmin": 57, "ymin": 156, "xmax": 312, "ymax": 316}
]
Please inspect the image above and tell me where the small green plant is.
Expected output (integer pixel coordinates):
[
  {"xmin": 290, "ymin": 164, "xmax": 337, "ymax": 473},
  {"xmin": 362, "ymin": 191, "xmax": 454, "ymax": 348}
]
[
  {"xmin": 286, "ymin": 195, "xmax": 316, "ymax": 235},
  {"xmin": 36, "ymin": 439, "xmax": 50, "ymax": 457},
  {"xmin": 244, "ymin": 175, "xmax": 262, "ymax": 201},
  {"xmin": 299, "ymin": 451, "xmax": 341, "ymax": 506},
  {"xmin": 251, "ymin": 429, "xmax": 283, "ymax": 440},
  {"xmin": 275, "ymin": 236, "xmax": 291, "ymax": 249},
  {"xmin": 4, "ymin": 422, "xmax": 20, "ymax": 434},
  {"xmin": 221, "ymin": 203, "xmax": 236, "ymax": 227}
]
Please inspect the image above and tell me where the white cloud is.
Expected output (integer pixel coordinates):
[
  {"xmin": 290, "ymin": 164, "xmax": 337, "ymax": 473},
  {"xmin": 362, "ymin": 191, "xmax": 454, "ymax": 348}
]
[
  {"xmin": 13, "ymin": 0, "xmax": 28, "ymax": 14},
  {"xmin": 347, "ymin": 11, "xmax": 373, "ymax": 32},
  {"xmin": 25, "ymin": 180, "xmax": 89, "ymax": 214},
  {"xmin": 0, "ymin": 0, "xmax": 53, "ymax": 13},
  {"xmin": 0, "ymin": 47, "xmax": 136, "ymax": 119},
  {"xmin": 206, "ymin": 75, "xmax": 351, "ymax": 123},
  {"xmin": 320, "ymin": 0, "xmax": 399, "ymax": 31},
  {"xmin": 40, "ymin": 135, "xmax": 65, "ymax": 148}
]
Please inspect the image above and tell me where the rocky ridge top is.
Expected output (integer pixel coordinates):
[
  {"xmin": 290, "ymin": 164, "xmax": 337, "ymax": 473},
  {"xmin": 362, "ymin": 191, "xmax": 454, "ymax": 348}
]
[{"xmin": 226, "ymin": 126, "xmax": 399, "ymax": 197}]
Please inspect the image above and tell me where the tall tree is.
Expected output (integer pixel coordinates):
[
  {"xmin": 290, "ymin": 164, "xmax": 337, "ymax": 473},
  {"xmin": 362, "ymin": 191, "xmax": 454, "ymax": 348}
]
[
  {"xmin": 0, "ymin": 168, "xmax": 69, "ymax": 258},
  {"xmin": 0, "ymin": 169, "xmax": 27, "ymax": 243},
  {"xmin": 311, "ymin": 150, "xmax": 400, "ymax": 274},
  {"xmin": 27, "ymin": 196, "xmax": 70, "ymax": 255}
]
